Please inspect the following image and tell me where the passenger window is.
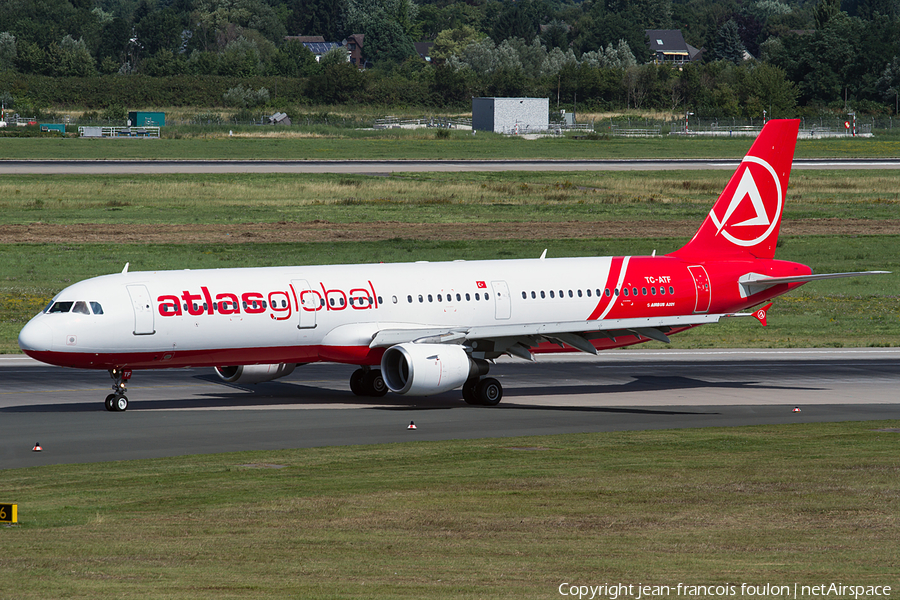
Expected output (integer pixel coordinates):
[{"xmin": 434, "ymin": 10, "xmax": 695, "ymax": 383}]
[
  {"xmin": 632, "ymin": 287, "xmax": 638, "ymax": 296},
  {"xmin": 72, "ymin": 301, "xmax": 90, "ymax": 314},
  {"xmin": 456, "ymin": 294, "xmax": 461, "ymax": 301},
  {"xmin": 604, "ymin": 289, "xmax": 611, "ymax": 297},
  {"xmin": 407, "ymin": 295, "xmax": 412, "ymax": 303},
  {"xmin": 669, "ymin": 286, "xmax": 675, "ymax": 294},
  {"xmin": 49, "ymin": 302, "xmax": 74, "ymax": 313},
  {"xmin": 90, "ymin": 302, "xmax": 103, "ymax": 315},
  {"xmin": 522, "ymin": 291, "xmax": 527, "ymax": 299},
  {"xmin": 568, "ymin": 290, "xmax": 573, "ymax": 298},
  {"xmin": 642, "ymin": 287, "xmax": 647, "ymax": 295},
  {"xmin": 418, "ymin": 295, "xmax": 423, "ymax": 303},
  {"xmin": 437, "ymin": 294, "xmax": 442, "ymax": 302},
  {"xmin": 586, "ymin": 289, "xmax": 592, "ymax": 297},
  {"xmin": 550, "ymin": 290, "xmax": 555, "ymax": 298},
  {"xmin": 651, "ymin": 287, "xmax": 656, "ymax": 295},
  {"xmin": 577, "ymin": 290, "xmax": 582, "ymax": 297},
  {"xmin": 623, "ymin": 288, "xmax": 629, "ymax": 297},
  {"xmin": 428, "ymin": 294, "xmax": 433, "ymax": 303},
  {"xmin": 465, "ymin": 293, "xmax": 470, "ymax": 301},
  {"xmin": 660, "ymin": 287, "xmax": 665, "ymax": 296},
  {"xmin": 475, "ymin": 293, "xmax": 480, "ymax": 301},
  {"xmin": 485, "ymin": 293, "xmax": 489, "ymax": 300},
  {"xmin": 614, "ymin": 288, "xmax": 619, "ymax": 296}
]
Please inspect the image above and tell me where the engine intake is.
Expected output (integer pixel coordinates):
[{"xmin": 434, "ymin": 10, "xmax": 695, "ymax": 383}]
[
  {"xmin": 381, "ymin": 343, "xmax": 486, "ymax": 396},
  {"xmin": 214, "ymin": 363, "xmax": 296, "ymax": 384}
]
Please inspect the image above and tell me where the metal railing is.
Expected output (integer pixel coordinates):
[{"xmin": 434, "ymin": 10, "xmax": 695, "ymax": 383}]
[{"xmin": 78, "ymin": 126, "xmax": 160, "ymax": 138}]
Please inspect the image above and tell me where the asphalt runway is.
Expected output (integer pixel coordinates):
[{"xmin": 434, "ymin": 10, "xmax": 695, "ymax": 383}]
[
  {"xmin": 2, "ymin": 158, "xmax": 900, "ymax": 174},
  {"xmin": 2, "ymin": 348, "xmax": 898, "ymax": 469}
]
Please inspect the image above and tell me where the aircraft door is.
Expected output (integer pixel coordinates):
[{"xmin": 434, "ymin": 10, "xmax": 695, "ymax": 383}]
[
  {"xmin": 491, "ymin": 280, "xmax": 511, "ymax": 320},
  {"xmin": 291, "ymin": 279, "xmax": 318, "ymax": 329},
  {"xmin": 126, "ymin": 284, "xmax": 155, "ymax": 335},
  {"xmin": 687, "ymin": 265, "xmax": 711, "ymax": 314}
]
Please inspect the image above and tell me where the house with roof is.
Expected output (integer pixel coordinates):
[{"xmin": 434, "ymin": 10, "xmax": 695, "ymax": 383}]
[
  {"xmin": 646, "ymin": 30, "xmax": 703, "ymax": 66},
  {"xmin": 283, "ymin": 34, "xmax": 366, "ymax": 69}
]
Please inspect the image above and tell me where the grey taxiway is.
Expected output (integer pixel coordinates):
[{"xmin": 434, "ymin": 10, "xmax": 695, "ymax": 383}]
[{"xmin": 2, "ymin": 348, "xmax": 898, "ymax": 469}]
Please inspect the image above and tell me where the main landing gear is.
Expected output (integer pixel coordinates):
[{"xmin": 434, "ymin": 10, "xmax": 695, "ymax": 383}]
[
  {"xmin": 349, "ymin": 367, "xmax": 388, "ymax": 397},
  {"xmin": 462, "ymin": 377, "xmax": 503, "ymax": 406},
  {"xmin": 105, "ymin": 367, "xmax": 131, "ymax": 412}
]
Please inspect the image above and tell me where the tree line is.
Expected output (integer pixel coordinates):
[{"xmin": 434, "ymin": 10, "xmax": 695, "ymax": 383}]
[{"xmin": 1, "ymin": 0, "xmax": 899, "ymax": 116}]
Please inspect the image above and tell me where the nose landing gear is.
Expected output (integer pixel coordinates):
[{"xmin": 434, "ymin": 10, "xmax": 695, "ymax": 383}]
[{"xmin": 105, "ymin": 368, "xmax": 131, "ymax": 411}]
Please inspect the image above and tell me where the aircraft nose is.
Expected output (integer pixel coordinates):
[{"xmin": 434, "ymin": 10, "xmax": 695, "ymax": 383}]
[{"xmin": 18, "ymin": 320, "xmax": 52, "ymax": 352}]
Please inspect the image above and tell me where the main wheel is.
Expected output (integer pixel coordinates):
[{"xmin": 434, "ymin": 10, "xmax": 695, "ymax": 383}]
[
  {"xmin": 105, "ymin": 394, "xmax": 117, "ymax": 412},
  {"xmin": 114, "ymin": 395, "xmax": 129, "ymax": 411},
  {"xmin": 363, "ymin": 370, "xmax": 388, "ymax": 397},
  {"xmin": 476, "ymin": 377, "xmax": 503, "ymax": 406},
  {"xmin": 462, "ymin": 378, "xmax": 481, "ymax": 405},
  {"xmin": 349, "ymin": 368, "xmax": 366, "ymax": 396}
]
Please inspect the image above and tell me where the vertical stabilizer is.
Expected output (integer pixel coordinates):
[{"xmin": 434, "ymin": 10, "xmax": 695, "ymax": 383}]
[{"xmin": 670, "ymin": 119, "xmax": 800, "ymax": 261}]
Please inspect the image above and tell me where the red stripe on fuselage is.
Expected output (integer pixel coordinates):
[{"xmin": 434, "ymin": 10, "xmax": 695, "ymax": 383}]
[{"xmin": 587, "ymin": 256, "xmax": 624, "ymax": 320}]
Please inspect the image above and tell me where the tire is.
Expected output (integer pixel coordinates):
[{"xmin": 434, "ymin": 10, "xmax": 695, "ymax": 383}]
[
  {"xmin": 363, "ymin": 370, "xmax": 388, "ymax": 397},
  {"xmin": 115, "ymin": 395, "xmax": 129, "ymax": 411},
  {"xmin": 476, "ymin": 377, "xmax": 503, "ymax": 406},
  {"xmin": 105, "ymin": 394, "xmax": 117, "ymax": 412},
  {"xmin": 462, "ymin": 378, "xmax": 481, "ymax": 405},
  {"xmin": 349, "ymin": 368, "xmax": 366, "ymax": 396}
]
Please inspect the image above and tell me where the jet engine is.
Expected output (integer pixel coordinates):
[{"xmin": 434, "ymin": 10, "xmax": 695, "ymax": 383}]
[
  {"xmin": 214, "ymin": 363, "xmax": 296, "ymax": 384},
  {"xmin": 381, "ymin": 343, "xmax": 486, "ymax": 396}
]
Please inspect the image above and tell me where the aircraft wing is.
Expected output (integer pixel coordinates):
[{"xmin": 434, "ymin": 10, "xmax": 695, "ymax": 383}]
[{"xmin": 369, "ymin": 313, "xmax": 729, "ymax": 359}]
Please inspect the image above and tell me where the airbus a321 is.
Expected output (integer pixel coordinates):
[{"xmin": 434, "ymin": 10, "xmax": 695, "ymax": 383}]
[{"xmin": 18, "ymin": 119, "xmax": 887, "ymax": 411}]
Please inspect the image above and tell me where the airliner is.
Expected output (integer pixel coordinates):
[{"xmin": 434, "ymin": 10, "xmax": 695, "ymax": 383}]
[{"xmin": 17, "ymin": 119, "xmax": 887, "ymax": 411}]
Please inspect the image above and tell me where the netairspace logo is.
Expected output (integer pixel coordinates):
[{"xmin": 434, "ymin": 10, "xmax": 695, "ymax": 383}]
[{"xmin": 558, "ymin": 582, "xmax": 892, "ymax": 600}]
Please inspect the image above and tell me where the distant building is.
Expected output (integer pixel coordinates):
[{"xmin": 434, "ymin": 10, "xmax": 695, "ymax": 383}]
[
  {"xmin": 284, "ymin": 34, "xmax": 366, "ymax": 69},
  {"xmin": 646, "ymin": 30, "xmax": 703, "ymax": 66},
  {"xmin": 472, "ymin": 97, "xmax": 549, "ymax": 134}
]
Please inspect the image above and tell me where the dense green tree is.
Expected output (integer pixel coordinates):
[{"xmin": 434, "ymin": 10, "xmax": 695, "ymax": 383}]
[
  {"xmin": 266, "ymin": 39, "xmax": 318, "ymax": 76},
  {"xmin": 284, "ymin": 0, "xmax": 345, "ymax": 40},
  {"xmin": 0, "ymin": 31, "xmax": 16, "ymax": 71},
  {"xmin": 715, "ymin": 19, "xmax": 746, "ymax": 64}
]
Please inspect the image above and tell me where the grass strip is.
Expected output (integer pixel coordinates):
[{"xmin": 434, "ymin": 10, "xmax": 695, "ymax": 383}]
[
  {"xmin": 2, "ymin": 132, "xmax": 900, "ymax": 160},
  {"xmin": 1, "ymin": 422, "xmax": 898, "ymax": 598},
  {"xmin": 1, "ymin": 236, "xmax": 897, "ymax": 354},
  {"xmin": 1, "ymin": 170, "xmax": 898, "ymax": 225}
]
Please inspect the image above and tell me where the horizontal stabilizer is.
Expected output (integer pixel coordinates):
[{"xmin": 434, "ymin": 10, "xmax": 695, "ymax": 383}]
[
  {"xmin": 738, "ymin": 271, "xmax": 890, "ymax": 298},
  {"xmin": 747, "ymin": 271, "xmax": 890, "ymax": 285}
]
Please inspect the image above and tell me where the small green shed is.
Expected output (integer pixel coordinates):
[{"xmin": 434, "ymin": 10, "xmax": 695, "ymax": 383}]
[{"xmin": 128, "ymin": 112, "xmax": 165, "ymax": 127}]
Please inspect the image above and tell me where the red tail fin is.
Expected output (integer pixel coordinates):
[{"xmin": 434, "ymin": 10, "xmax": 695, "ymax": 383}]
[{"xmin": 670, "ymin": 119, "xmax": 800, "ymax": 262}]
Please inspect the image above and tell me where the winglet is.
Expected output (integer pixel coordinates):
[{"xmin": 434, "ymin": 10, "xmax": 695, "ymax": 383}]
[{"xmin": 753, "ymin": 302, "xmax": 773, "ymax": 326}]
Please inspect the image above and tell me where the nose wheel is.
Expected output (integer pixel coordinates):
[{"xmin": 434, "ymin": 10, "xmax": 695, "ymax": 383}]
[{"xmin": 106, "ymin": 368, "xmax": 131, "ymax": 411}]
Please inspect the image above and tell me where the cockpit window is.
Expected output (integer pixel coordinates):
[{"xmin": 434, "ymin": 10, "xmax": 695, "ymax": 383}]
[
  {"xmin": 90, "ymin": 302, "xmax": 104, "ymax": 315},
  {"xmin": 72, "ymin": 301, "xmax": 90, "ymax": 314},
  {"xmin": 48, "ymin": 301, "xmax": 74, "ymax": 313}
]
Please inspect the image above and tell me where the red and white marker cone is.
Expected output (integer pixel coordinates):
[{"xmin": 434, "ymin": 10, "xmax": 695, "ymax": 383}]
[
  {"xmin": 32, "ymin": 442, "xmax": 42, "ymax": 452},
  {"xmin": 792, "ymin": 407, "xmax": 801, "ymax": 413},
  {"xmin": 407, "ymin": 421, "xmax": 417, "ymax": 430}
]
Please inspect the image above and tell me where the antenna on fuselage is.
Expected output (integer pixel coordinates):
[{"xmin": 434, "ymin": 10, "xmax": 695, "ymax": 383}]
[
  {"xmin": 539, "ymin": 249, "xmax": 547, "ymax": 260},
  {"xmin": 122, "ymin": 262, "xmax": 129, "ymax": 274}
]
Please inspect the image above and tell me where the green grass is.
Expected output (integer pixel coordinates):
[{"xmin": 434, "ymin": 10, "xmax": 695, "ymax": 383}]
[
  {"xmin": 2, "ymin": 131, "xmax": 900, "ymax": 160},
  {"xmin": 2, "ymin": 236, "xmax": 898, "ymax": 354},
  {"xmin": 1, "ymin": 170, "xmax": 898, "ymax": 225},
  {"xmin": 1, "ymin": 423, "xmax": 898, "ymax": 598}
]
